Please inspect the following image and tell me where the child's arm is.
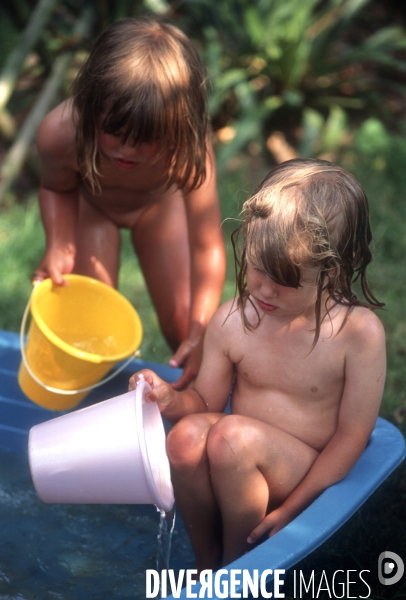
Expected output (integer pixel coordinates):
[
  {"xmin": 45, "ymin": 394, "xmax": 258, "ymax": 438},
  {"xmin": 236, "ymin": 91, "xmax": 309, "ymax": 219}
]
[
  {"xmin": 248, "ymin": 311, "xmax": 386, "ymax": 541},
  {"xmin": 33, "ymin": 103, "xmax": 79, "ymax": 285},
  {"xmin": 169, "ymin": 143, "xmax": 226, "ymax": 389},
  {"xmin": 129, "ymin": 303, "xmax": 234, "ymax": 423}
]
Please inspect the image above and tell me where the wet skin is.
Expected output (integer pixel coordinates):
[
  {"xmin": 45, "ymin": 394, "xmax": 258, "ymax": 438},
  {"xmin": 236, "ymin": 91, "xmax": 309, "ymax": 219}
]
[{"xmin": 129, "ymin": 262, "xmax": 386, "ymax": 569}]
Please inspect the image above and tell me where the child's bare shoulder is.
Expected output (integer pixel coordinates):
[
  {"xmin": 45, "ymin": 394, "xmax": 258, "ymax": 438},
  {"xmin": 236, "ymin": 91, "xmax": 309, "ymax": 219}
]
[
  {"xmin": 210, "ymin": 299, "xmax": 241, "ymax": 327},
  {"xmin": 37, "ymin": 100, "xmax": 76, "ymax": 159},
  {"xmin": 206, "ymin": 300, "xmax": 243, "ymax": 342},
  {"xmin": 342, "ymin": 305, "xmax": 385, "ymax": 348}
]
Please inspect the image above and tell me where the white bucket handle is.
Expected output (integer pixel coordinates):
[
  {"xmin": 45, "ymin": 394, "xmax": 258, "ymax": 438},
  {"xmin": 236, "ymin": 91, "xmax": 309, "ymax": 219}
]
[{"xmin": 20, "ymin": 284, "xmax": 140, "ymax": 396}]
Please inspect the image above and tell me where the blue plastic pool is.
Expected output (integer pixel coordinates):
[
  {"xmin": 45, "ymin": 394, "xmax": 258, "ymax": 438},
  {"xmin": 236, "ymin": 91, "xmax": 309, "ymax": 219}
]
[{"xmin": 1, "ymin": 329, "xmax": 405, "ymax": 599}]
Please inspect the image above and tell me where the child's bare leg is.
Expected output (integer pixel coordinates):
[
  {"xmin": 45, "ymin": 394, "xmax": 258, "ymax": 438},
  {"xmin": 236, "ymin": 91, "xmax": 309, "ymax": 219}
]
[
  {"xmin": 207, "ymin": 415, "xmax": 319, "ymax": 566},
  {"xmin": 131, "ymin": 191, "xmax": 190, "ymax": 351},
  {"xmin": 73, "ymin": 195, "xmax": 121, "ymax": 287},
  {"xmin": 167, "ymin": 413, "xmax": 225, "ymax": 572}
]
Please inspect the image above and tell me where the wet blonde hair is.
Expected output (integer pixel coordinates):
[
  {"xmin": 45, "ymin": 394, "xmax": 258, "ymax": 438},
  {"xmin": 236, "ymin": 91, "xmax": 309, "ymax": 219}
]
[
  {"xmin": 72, "ymin": 17, "xmax": 209, "ymax": 192},
  {"xmin": 232, "ymin": 158, "xmax": 384, "ymax": 348}
]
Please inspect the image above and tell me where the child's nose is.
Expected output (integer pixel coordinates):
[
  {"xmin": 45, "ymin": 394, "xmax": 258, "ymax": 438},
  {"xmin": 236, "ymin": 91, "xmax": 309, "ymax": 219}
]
[
  {"xmin": 120, "ymin": 144, "xmax": 137, "ymax": 158},
  {"xmin": 262, "ymin": 279, "xmax": 278, "ymax": 297}
]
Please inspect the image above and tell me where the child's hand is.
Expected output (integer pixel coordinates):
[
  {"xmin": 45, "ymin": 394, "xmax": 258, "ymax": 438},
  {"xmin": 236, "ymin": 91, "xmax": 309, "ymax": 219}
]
[
  {"xmin": 128, "ymin": 369, "xmax": 176, "ymax": 412},
  {"xmin": 169, "ymin": 337, "xmax": 202, "ymax": 390},
  {"xmin": 247, "ymin": 506, "xmax": 292, "ymax": 544},
  {"xmin": 33, "ymin": 247, "xmax": 75, "ymax": 286}
]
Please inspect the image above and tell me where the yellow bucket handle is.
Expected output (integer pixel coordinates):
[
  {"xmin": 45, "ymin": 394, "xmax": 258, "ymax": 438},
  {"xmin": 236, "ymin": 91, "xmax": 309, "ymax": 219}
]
[{"xmin": 20, "ymin": 284, "xmax": 140, "ymax": 396}]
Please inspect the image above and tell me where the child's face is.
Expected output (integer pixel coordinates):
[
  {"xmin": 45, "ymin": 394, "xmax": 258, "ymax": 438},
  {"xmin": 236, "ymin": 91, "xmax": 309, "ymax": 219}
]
[
  {"xmin": 246, "ymin": 262, "xmax": 319, "ymax": 320},
  {"xmin": 98, "ymin": 131, "xmax": 161, "ymax": 169}
]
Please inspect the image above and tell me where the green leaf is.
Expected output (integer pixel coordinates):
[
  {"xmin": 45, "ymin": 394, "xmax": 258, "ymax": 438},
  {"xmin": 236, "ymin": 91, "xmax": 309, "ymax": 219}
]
[
  {"xmin": 355, "ymin": 118, "xmax": 391, "ymax": 156},
  {"xmin": 319, "ymin": 105, "xmax": 347, "ymax": 152},
  {"xmin": 299, "ymin": 108, "xmax": 324, "ymax": 157}
]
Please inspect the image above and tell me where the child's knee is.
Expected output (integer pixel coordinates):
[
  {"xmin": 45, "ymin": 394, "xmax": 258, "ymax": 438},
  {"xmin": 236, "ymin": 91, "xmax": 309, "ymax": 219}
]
[
  {"xmin": 166, "ymin": 414, "xmax": 209, "ymax": 468},
  {"xmin": 207, "ymin": 415, "xmax": 249, "ymax": 468}
]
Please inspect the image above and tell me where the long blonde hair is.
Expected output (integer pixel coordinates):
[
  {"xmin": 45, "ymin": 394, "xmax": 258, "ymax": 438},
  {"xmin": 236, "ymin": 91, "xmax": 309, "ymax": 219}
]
[
  {"xmin": 72, "ymin": 17, "xmax": 209, "ymax": 192},
  {"xmin": 232, "ymin": 158, "xmax": 384, "ymax": 348}
]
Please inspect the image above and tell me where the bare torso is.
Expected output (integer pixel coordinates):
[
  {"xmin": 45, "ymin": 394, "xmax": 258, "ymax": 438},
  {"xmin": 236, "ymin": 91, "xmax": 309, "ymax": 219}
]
[
  {"xmin": 41, "ymin": 100, "xmax": 185, "ymax": 228},
  {"xmin": 78, "ymin": 167, "xmax": 182, "ymax": 229},
  {"xmin": 215, "ymin": 300, "xmax": 360, "ymax": 451}
]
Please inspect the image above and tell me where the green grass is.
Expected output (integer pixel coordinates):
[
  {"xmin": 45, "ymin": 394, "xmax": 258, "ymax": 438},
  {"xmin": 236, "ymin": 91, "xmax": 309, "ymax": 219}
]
[{"xmin": 0, "ymin": 198, "xmax": 45, "ymax": 332}]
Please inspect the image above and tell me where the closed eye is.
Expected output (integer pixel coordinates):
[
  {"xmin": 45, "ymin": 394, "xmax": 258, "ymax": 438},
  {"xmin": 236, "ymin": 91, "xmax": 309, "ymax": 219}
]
[{"xmin": 252, "ymin": 264, "xmax": 266, "ymax": 275}]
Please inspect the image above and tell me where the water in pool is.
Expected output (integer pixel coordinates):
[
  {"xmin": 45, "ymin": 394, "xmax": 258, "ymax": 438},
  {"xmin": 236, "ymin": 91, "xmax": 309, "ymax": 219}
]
[{"xmin": 0, "ymin": 449, "xmax": 194, "ymax": 599}]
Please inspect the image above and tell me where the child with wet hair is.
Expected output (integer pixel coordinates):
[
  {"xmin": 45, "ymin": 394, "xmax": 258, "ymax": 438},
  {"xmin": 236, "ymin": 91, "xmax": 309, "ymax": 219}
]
[
  {"xmin": 129, "ymin": 158, "xmax": 386, "ymax": 571},
  {"xmin": 33, "ymin": 17, "xmax": 226, "ymax": 389}
]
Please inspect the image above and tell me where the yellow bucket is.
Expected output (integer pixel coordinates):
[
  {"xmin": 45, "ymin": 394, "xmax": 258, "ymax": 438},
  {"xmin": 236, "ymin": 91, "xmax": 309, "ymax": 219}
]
[{"xmin": 18, "ymin": 275, "xmax": 143, "ymax": 411}]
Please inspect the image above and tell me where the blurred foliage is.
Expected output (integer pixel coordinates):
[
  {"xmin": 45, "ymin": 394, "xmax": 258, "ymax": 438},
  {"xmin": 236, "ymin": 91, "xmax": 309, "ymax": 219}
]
[
  {"xmin": 1, "ymin": 0, "xmax": 406, "ymax": 183},
  {"xmin": 339, "ymin": 118, "xmax": 406, "ymax": 425},
  {"xmin": 169, "ymin": 0, "xmax": 406, "ymax": 168}
]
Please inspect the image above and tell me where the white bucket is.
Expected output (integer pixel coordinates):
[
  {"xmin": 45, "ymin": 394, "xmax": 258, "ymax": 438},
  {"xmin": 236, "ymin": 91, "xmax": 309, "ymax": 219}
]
[{"xmin": 28, "ymin": 378, "xmax": 174, "ymax": 513}]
